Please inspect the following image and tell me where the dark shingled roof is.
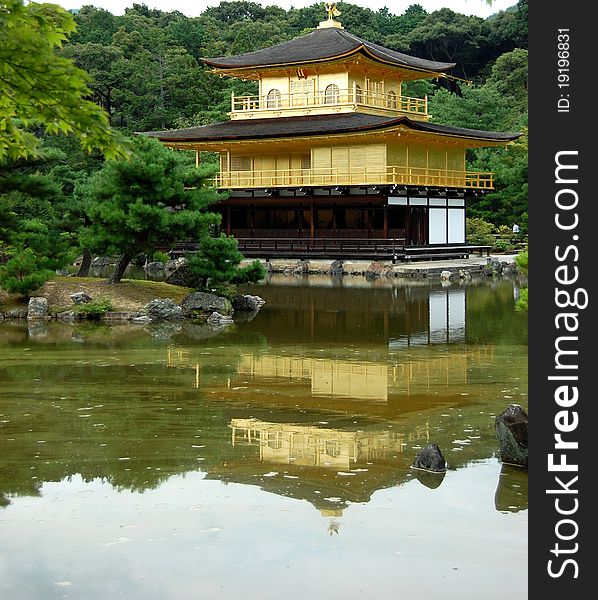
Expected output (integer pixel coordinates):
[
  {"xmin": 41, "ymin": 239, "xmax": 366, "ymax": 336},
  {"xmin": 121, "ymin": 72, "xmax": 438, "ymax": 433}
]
[
  {"xmin": 203, "ymin": 26, "xmax": 454, "ymax": 73},
  {"xmin": 142, "ymin": 113, "xmax": 521, "ymax": 143}
]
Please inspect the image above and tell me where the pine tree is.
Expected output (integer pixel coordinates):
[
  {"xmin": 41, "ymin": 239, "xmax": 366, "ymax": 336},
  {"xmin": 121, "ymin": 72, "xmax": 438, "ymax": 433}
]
[{"xmin": 78, "ymin": 136, "xmax": 222, "ymax": 283}]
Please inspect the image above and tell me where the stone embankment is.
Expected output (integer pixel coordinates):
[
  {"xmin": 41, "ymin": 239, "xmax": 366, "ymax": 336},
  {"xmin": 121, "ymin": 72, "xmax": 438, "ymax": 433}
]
[
  {"xmin": 253, "ymin": 255, "xmax": 521, "ymax": 280},
  {"xmin": 1, "ymin": 291, "xmax": 265, "ymax": 325}
]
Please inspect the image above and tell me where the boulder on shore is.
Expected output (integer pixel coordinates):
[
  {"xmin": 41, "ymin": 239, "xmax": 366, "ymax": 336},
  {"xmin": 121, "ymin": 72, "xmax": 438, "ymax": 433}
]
[
  {"xmin": 327, "ymin": 260, "xmax": 344, "ymax": 276},
  {"xmin": 482, "ymin": 258, "xmax": 504, "ymax": 276},
  {"xmin": 164, "ymin": 257, "xmax": 186, "ymax": 272},
  {"xmin": 145, "ymin": 261, "xmax": 164, "ymax": 271},
  {"xmin": 4, "ymin": 308, "xmax": 28, "ymax": 319},
  {"xmin": 412, "ymin": 443, "xmax": 447, "ymax": 472},
  {"xmin": 70, "ymin": 292, "xmax": 93, "ymax": 305},
  {"xmin": 138, "ymin": 298, "xmax": 183, "ymax": 322},
  {"xmin": 180, "ymin": 292, "xmax": 233, "ymax": 318},
  {"xmin": 495, "ymin": 404, "xmax": 528, "ymax": 467},
  {"xmin": 27, "ymin": 297, "xmax": 48, "ymax": 320},
  {"xmin": 364, "ymin": 261, "xmax": 384, "ymax": 281},
  {"xmin": 164, "ymin": 263, "xmax": 203, "ymax": 288},
  {"xmin": 91, "ymin": 256, "xmax": 112, "ymax": 267}
]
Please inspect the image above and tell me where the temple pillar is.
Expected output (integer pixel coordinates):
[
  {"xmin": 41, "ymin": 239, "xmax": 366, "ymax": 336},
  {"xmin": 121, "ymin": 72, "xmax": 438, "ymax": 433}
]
[{"xmin": 384, "ymin": 205, "xmax": 389, "ymax": 238}]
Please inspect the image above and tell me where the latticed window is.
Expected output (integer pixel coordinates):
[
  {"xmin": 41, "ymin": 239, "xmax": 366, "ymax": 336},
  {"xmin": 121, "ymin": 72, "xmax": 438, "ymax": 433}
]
[
  {"xmin": 290, "ymin": 78, "xmax": 314, "ymax": 105},
  {"xmin": 301, "ymin": 154, "xmax": 311, "ymax": 170},
  {"xmin": 354, "ymin": 84, "xmax": 363, "ymax": 103},
  {"xmin": 266, "ymin": 89, "xmax": 281, "ymax": 108},
  {"xmin": 370, "ymin": 80, "xmax": 384, "ymax": 97},
  {"xmin": 230, "ymin": 156, "xmax": 252, "ymax": 171},
  {"xmin": 323, "ymin": 84, "xmax": 340, "ymax": 104}
]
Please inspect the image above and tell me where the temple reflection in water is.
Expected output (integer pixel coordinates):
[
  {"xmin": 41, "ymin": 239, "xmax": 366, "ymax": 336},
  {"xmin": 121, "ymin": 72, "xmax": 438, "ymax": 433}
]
[
  {"xmin": 0, "ymin": 278, "xmax": 527, "ymax": 519},
  {"xmin": 160, "ymin": 280, "xmax": 526, "ymax": 517},
  {"xmin": 230, "ymin": 418, "xmax": 427, "ymax": 469}
]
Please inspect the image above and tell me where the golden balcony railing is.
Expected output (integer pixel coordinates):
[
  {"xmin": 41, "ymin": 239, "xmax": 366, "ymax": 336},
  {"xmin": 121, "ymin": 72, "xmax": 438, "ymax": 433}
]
[
  {"xmin": 231, "ymin": 89, "xmax": 428, "ymax": 117},
  {"xmin": 214, "ymin": 166, "xmax": 494, "ymax": 190}
]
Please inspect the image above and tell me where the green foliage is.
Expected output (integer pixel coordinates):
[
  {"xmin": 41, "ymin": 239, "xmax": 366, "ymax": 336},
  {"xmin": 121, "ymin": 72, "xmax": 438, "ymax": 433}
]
[
  {"xmin": 429, "ymin": 86, "xmax": 511, "ymax": 132},
  {"xmin": 208, "ymin": 282, "xmax": 239, "ymax": 300},
  {"xmin": 0, "ymin": 247, "xmax": 55, "ymax": 295},
  {"xmin": 0, "ymin": 0, "xmax": 129, "ymax": 162},
  {"xmin": 515, "ymin": 250, "xmax": 528, "ymax": 276},
  {"xmin": 185, "ymin": 234, "xmax": 266, "ymax": 289},
  {"xmin": 515, "ymin": 287, "xmax": 528, "ymax": 312},
  {"xmin": 466, "ymin": 217, "xmax": 494, "ymax": 246},
  {"xmin": 152, "ymin": 250, "xmax": 170, "ymax": 263},
  {"xmin": 493, "ymin": 238, "xmax": 514, "ymax": 253},
  {"xmin": 403, "ymin": 9, "xmax": 488, "ymax": 79},
  {"xmin": 428, "ymin": 44, "xmax": 528, "ymax": 228},
  {"xmin": 492, "ymin": 225, "xmax": 515, "ymax": 252},
  {"xmin": 486, "ymin": 48, "xmax": 528, "ymax": 118},
  {"xmin": 73, "ymin": 297, "xmax": 113, "ymax": 319}
]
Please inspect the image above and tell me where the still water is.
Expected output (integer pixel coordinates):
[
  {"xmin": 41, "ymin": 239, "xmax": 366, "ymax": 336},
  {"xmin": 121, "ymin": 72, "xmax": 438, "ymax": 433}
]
[{"xmin": 0, "ymin": 275, "xmax": 528, "ymax": 600}]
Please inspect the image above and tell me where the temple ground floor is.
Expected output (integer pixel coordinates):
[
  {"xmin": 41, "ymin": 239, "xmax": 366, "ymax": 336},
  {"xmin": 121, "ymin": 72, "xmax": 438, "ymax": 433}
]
[{"xmin": 205, "ymin": 189, "xmax": 486, "ymax": 260}]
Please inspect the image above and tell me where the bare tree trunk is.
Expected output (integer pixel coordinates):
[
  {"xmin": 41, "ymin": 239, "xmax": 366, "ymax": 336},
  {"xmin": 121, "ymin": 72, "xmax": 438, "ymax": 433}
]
[
  {"xmin": 76, "ymin": 249, "xmax": 92, "ymax": 277},
  {"xmin": 105, "ymin": 252, "xmax": 133, "ymax": 284}
]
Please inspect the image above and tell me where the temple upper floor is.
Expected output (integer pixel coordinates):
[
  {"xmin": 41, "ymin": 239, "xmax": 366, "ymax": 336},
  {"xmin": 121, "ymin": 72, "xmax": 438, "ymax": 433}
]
[
  {"xmin": 229, "ymin": 67, "xmax": 430, "ymax": 121},
  {"xmin": 204, "ymin": 11, "xmax": 454, "ymax": 122}
]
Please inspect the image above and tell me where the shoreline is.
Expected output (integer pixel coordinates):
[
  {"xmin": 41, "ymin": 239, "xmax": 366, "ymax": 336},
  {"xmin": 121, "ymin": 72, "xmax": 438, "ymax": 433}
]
[{"xmin": 252, "ymin": 254, "xmax": 520, "ymax": 278}]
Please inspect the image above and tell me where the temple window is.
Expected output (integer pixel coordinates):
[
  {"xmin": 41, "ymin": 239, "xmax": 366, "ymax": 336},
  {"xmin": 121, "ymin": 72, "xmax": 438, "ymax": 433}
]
[
  {"xmin": 386, "ymin": 90, "xmax": 398, "ymax": 109},
  {"xmin": 323, "ymin": 83, "xmax": 340, "ymax": 104},
  {"xmin": 266, "ymin": 89, "xmax": 281, "ymax": 108},
  {"xmin": 354, "ymin": 84, "xmax": 363, "ymax": 103},
  {"xmin": 231, "ymin": 156, "xmax": 252, "ymax": 171}
]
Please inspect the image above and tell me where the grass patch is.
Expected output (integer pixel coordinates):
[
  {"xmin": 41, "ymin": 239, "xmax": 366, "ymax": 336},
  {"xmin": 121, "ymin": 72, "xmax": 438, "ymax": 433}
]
[{"xmin": 1, "ymin": 276, "xmax": 194, "ymax": 313}]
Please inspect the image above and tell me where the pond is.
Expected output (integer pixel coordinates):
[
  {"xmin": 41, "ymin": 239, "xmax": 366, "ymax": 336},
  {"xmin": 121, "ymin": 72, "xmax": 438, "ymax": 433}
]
[{"xmin": 0, "ymin": 275, "xmax": 528, "ymax": 600}]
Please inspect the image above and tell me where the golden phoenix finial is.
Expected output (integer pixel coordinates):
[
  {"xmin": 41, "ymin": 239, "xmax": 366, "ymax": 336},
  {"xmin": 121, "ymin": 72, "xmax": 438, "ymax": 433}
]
[{"xmin": 325, "ymin": 2, "xmax": 341, "ymax": 20}]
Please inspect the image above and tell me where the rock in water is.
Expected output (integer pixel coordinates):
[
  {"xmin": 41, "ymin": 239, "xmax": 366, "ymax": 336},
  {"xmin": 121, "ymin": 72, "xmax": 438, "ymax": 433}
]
[
  {"xmin": 231, "ymin": 294, "xmax": 265, "ymax": 312},
  {"xmin": 495, "ymin": 404, "xmax": 528, "ymax": 467},
  {"xmin": 207, "ymin": 311, "xmax": 234, "ymax": 325},
  {"xmin": 413, "ymin": 469, "xmax": 447, "ymax": 489},
  {"xmin": 412, "ymin": 443, "xmax": 447, "ymax": 472}
]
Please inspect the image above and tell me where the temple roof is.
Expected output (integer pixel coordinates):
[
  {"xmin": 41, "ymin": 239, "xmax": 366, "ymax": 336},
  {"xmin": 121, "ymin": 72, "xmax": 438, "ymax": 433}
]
[
  {"xmin": 143, "ymin": 113, "xmax": 521, "ymax": 143},
  {"xmin": 203, "ymin": 26, "xmax": 455, "ymax": 73}
]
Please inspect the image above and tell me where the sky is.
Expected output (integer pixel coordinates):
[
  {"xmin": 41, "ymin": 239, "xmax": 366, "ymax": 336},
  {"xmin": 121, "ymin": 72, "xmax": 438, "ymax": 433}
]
[{"xmin": 56, "ymin": 0, "xmax": 518, "ymax": 19}]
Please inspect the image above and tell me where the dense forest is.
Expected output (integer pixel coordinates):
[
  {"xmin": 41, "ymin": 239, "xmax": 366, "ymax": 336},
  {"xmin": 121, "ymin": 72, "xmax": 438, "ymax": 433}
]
[{"xmin": 0, "ymin": 0, "xmax": 527, "ymax": 294}]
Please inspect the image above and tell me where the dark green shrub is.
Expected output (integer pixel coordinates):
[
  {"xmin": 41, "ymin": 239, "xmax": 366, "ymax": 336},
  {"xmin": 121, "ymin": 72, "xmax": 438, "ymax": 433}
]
[
  {"xmin": 74, "ymin": 297, "xmax": 113, "ymax": 319},
  {"xmin": 0, "ymin": 248, "xmax": 54, "ymax": 296},
  {"xmin": 466, "ymin": 217, "xmax": 494, "ymax": 246},
  {"xmin": 493, "ymin": 238, "xmax": 514, "ymax": 253}
]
